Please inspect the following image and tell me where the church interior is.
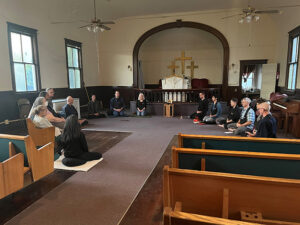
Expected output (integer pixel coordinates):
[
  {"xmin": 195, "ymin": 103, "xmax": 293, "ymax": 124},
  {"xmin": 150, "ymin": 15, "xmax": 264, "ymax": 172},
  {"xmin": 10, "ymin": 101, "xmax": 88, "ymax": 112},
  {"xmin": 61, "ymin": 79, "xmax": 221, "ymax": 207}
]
[{"xmin": 1, "ymin": 0, "xmax": 300, "ymax": 224}]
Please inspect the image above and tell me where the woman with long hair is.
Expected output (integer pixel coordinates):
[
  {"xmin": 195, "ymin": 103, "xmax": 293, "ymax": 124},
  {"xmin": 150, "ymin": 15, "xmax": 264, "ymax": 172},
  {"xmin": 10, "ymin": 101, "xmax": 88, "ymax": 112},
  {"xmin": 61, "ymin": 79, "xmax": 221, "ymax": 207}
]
[
  {"xmin": 136, "ymin": 93, "xmax": 146, "ymax": 116},
  {"xmin": 59, "ymin": 115, "xmax": 102, "ymax": 167}
]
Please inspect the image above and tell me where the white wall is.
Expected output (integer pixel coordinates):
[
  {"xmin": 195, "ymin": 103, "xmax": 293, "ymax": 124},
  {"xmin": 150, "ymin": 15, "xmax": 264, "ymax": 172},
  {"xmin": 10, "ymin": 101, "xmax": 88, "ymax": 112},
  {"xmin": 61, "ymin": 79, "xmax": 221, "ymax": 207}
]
[
  {"xmin": 0, "ymin": 0, "xmax": 99, "ymax": 91},
  {"xmin": 98, "ymin": 9, "xmax": 279, "ymax": 87},
  {"xmin": 139, "ymin": 28, "xmax": 223, "ymax": 84}
]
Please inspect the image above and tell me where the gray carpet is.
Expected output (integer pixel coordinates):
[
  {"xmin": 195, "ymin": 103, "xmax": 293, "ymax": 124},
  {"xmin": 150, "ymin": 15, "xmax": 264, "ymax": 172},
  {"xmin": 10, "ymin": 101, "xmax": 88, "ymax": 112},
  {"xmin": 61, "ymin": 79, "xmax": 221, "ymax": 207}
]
[{"xmin": 4, "ymin": 117, "xmax": 258, "ymax": 225}]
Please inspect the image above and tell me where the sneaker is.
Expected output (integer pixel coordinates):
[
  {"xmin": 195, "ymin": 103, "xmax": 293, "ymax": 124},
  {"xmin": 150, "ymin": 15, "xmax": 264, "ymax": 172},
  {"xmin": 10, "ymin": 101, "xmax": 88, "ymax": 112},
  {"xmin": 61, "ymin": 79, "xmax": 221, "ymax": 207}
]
[{"xmin": 193, "ymin": 119, "xmax": 199, "ymax": 124}]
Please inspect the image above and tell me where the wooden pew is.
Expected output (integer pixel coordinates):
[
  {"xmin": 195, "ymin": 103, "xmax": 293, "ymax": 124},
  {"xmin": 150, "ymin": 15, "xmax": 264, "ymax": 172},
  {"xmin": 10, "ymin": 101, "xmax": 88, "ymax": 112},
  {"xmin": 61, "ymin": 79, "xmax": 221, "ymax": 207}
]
[
  {"xmin": 163, "ymin": 207, "xmax": 260, "ymax": 225},
  {"xmin": 178, "ymin": 133, "xmax": 300, "ymax": 154},
  {"xmin": 163, "ymin": 166, "xmax": 300, "ymax": 225},
  {"xmin": 172, "ymin": 147, "xmax": 300, "ymax": 179},
  {"xmin": 0, "ymin": 153, "xmax": 24, "ymax": 199},
  {"xmin": 26, "ymin": 118, "xmax": 55, "ymax": 147},
  {"xmin": 0, "ymin": 134, "xmax": 54, "ymax": 181}
]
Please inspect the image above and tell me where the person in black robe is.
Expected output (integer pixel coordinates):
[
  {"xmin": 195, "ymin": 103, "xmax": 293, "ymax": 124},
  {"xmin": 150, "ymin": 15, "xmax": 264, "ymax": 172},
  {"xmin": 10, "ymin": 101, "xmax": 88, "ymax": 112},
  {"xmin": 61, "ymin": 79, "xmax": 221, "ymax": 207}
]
[
  {"xmin": 190, "ymin": 92, "xmax": 209, "ymax": 123},
  {"xmin": 58, "ymin": 115, "xmax": 102, "ymax": 167},
  {"xmin": 217, "ymin": 98, "xmax": 241, "ymax": 129},
  {"xmin": 247, "ymin": 102, "xmax": 277, "ymax": 138},
  {"xmin": 88, "ymin": 94, "xmax": 106, "ymax": 118},
  {"xmin": 62, "ymin": 96, "xmax": 88, "ymax": 126}
]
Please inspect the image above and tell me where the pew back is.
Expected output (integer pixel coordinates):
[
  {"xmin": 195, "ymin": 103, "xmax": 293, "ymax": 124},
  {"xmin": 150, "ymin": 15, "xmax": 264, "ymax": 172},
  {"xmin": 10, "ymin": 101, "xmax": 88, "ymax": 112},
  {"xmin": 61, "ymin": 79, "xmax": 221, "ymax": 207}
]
[
  {"xmin": 164, "ymin": 166, "xmax": 300, "ymax": 223},
  {"xmin": 178, "ymin": 134, "xmax": 300, "ymax": 154},
  {"xmin": 173, "ymin": 147, "xmax": 300, "ymax": 179}
]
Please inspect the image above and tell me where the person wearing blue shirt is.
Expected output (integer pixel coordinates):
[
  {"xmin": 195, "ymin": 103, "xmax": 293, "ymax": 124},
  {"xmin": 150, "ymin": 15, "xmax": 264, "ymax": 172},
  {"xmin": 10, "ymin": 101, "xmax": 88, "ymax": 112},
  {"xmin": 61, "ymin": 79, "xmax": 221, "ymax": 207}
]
[
  {"xmin": 203, "ymin": 95, "xmax": 222, "ymax": 124},
  {"xmin": 228, "ymin": 97, "xmax": 255, "ymax": 136}
]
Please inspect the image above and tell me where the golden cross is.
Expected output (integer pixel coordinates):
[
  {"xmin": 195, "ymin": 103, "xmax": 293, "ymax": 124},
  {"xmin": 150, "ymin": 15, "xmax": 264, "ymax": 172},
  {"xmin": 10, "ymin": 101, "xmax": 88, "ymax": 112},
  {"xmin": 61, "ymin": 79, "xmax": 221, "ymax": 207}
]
[
  {"xmin": 167, "ymin": 60, "xmax": 179, "ymax": 75},
  {"xmin": 176, "ymin": 51, "xmax": 192, "ymax": 75},
  {"xmin": 186, "ymin": 61, "xmax": 199, "ymax": 79}
]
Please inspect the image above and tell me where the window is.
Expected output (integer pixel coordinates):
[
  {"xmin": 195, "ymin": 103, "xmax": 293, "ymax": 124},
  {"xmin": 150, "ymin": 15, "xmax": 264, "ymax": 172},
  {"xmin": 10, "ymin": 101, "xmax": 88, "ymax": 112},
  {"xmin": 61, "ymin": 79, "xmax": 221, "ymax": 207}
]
[
  {"xmin": 7, "ymin": 22, "xmax": 40, "ymax": 92},
  {"xmin": 286, "ymin": 26, "xmax": 300, "ymax": 90},
  {"xmin": 65, "ymin": 39, "xmax": 83, "ymax": 89}
]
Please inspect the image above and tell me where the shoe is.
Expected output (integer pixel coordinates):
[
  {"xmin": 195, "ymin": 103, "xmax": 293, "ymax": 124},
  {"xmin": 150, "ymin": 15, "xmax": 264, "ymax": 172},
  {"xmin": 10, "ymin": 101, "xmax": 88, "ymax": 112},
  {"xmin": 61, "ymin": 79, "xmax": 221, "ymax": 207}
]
[{"xmin": 193, "ymin": 119, "xmax": 199, "ymax": 124}]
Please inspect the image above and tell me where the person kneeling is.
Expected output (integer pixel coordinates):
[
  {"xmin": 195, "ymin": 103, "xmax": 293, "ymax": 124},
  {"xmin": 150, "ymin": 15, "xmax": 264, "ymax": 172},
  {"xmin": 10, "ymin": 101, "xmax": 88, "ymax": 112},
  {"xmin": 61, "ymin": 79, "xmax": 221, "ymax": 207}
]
[
  {"xmin": 62, "ymin": 96, "xmax": 88, "ymax": 126},
  {"xmin": 247, "ymin": 102, "xmax": 277, "ymax": 138},
  {"xmin": 58, "ymin": 115, "xmax": 102, "ymax": 167},
  {"xmin": 202, "ymin": 95, "xmax": 222, "ymax": 124}
]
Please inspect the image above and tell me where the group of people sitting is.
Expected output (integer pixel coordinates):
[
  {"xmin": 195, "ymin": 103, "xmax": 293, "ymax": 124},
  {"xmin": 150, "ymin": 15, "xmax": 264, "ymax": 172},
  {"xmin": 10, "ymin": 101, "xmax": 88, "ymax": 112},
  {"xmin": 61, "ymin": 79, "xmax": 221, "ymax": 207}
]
[
  {"xmin": 190, "ymin": 92, "xmax": 277, "ymax": 138},
  {"xmin": 28, "ymin": 88, "xmax": 103, "ymax": 167}
]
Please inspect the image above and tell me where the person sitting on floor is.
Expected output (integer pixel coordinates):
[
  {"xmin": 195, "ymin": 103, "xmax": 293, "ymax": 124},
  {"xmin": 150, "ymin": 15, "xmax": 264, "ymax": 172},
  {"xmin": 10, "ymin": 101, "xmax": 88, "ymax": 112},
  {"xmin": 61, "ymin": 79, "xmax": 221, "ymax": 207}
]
[
  {"xmin": 216, "ymin": 98, "xmax": 240, "ymax": 129},
  {"xmin": 227, "ymin": 97, "xmax": 255, "ymax": 136},
  {"xmin": 58, "ymin": 115, "xmax": 102, "ymax": 167},
  {"xmin": 247, "ymin": 102, "xmax": 277, "ymax": 138},
  {"xmin": 110, "ymin": 91, "xmax": 125, "ymax": 117},
  {"xmin": 88, "ymin": 94, "xmax": 106, "ymax": 119},
  {"xmin": 202, "ymin": 95, "xmax": 222, "ymax": 124},
  {"xmin": 136, "ymin": 93, "xmax": 147, "ymax": 116},
  {"xmin": 191, "ymin": 92, "xmax": 209, "ymax": 124},
  {"xmin": 33, "ymin": 105, "xmax": 61, "ymax": 137},
  {"xmin": 62, "ymin": 96, "xmax": 88, "ymax": 126}
]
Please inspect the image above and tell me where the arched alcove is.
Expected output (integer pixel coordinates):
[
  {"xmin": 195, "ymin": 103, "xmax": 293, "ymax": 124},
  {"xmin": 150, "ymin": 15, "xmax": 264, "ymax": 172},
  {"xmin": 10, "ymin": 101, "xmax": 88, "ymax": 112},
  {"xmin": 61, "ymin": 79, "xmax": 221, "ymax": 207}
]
[{"xmin": 133, "ymin": 20, "xmax": 229, "ymax": 98}]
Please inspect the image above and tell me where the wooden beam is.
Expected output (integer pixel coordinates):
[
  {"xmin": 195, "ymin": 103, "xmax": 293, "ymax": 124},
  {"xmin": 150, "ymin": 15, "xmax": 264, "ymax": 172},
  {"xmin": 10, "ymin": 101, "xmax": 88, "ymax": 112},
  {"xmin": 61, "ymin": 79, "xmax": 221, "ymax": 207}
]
[{"xmin": 222, "ymin": 189, "xmax": 229, "ymax": 219}]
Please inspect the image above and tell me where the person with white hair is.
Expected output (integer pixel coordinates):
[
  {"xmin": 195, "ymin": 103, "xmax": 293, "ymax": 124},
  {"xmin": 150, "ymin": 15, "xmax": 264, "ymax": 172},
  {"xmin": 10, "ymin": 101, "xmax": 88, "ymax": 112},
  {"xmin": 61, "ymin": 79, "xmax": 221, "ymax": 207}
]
[
  {"xmin": 247, "ymin": 102, "xmax": 277, "ymax": 138},
  {"xmin": 136, "ymin": 93, "xmax": 147, "ymax": 116},
  {"xmin": 227, "ymin": 97, "xmax": 255, "ymax": 136}
]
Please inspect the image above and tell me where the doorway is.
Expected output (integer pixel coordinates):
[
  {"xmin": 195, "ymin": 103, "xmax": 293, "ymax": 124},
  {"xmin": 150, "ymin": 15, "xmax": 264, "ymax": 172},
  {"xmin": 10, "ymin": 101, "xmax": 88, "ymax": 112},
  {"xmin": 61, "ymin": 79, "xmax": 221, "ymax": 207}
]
[{"xmin": 239, "ymin": 59, "xmax": 268, "ymax": 99}]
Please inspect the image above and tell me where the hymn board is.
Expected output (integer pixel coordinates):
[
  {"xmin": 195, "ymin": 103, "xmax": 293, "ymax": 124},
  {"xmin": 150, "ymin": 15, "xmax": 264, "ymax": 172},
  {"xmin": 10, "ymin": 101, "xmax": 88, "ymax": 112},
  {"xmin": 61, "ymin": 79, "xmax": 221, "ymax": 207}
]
[{"xmin": 162, "ymin": 51, "xmax": 199, "ymax": 102}]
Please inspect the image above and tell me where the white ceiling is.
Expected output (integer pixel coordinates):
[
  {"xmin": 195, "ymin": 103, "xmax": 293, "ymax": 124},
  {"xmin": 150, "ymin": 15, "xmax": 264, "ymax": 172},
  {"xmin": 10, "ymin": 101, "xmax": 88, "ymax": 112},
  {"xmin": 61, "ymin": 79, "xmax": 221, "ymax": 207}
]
[{"xmin": 49, "ymin": 0, "xmax": 300, "ymax": 21}]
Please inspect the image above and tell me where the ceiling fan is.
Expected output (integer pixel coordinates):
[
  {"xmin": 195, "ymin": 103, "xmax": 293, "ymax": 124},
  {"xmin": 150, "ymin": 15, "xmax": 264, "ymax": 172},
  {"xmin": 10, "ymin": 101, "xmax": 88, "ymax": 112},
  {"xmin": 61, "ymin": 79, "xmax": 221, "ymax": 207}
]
[
  {"xmin": 51, "ymin": 0, "xmax": 115, "ymax": 32},
  {"xmin": 222, "ymin": 5, "xmax": 282, "ymax": 23}
]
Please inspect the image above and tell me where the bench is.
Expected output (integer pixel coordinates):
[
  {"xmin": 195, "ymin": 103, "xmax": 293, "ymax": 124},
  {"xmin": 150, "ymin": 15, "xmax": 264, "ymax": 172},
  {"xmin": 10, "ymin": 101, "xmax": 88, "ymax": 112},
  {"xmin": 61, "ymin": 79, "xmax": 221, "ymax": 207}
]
[
  {"xmin": 0, "ymin": 134, "xmax": 55, "ymax": 181},
  {"xmin": 163, "ymin": 166, "xmax": 300, "ymax": 224},
  {"xmin": 172, "ymin": 147, "xmax": 300, "ymax": 179},
  {"xmin": 0, "ymin": 153, "xmax": 24, "ymax": 199},
  {"xmin": 178, "ymin": 133, "xmax": 300, "ymax": 154}
]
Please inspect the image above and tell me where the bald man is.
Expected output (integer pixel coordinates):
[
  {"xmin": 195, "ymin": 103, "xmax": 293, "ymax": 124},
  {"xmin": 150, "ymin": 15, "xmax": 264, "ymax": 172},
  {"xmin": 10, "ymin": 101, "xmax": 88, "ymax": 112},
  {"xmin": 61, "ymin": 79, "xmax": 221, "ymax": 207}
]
[
  {"xmin": 247, "ymin": 102, "xmax": 276, "ymax": 138},
  {"xmin": 62, "ymin": 96, "xmax": 88, "ymax": 125}
]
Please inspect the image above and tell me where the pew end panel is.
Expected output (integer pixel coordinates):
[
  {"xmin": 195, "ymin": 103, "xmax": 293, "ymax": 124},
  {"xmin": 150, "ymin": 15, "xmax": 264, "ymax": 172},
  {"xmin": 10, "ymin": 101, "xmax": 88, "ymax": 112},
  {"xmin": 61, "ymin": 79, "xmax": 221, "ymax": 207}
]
[
  {"xmin": 24, "ymin": 136, "xmax": 54, "ymax": 181},
  {"xmin": 26, "ymin": 118, "xmax": 55, "ymax": 147},
  {"xmin": 0, "ymin": 153, "xmax": 24, "ymax": 199}
]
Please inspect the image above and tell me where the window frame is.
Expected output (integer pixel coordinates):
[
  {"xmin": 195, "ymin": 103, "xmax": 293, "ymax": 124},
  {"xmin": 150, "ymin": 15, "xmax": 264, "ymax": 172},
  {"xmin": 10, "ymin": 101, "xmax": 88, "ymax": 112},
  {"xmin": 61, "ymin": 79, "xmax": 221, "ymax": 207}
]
[
  {"xmin": 285, "ymin": 25, "xmax": 300, "ymax": 92},
  {"xmin": 65, "ymin": 38, "xmax": 83, "ymax": 89},
  {"xmin": 7, "ymin": 22, "xmax": 41, "ymax": 93}
]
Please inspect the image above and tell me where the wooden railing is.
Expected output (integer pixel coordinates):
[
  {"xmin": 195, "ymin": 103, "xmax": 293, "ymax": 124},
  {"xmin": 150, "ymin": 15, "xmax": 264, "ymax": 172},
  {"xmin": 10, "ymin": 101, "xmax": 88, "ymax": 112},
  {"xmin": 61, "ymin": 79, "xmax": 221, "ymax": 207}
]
[{"xmin": 134, "ymin": 88, "xmax": 221, "ymax": 103}]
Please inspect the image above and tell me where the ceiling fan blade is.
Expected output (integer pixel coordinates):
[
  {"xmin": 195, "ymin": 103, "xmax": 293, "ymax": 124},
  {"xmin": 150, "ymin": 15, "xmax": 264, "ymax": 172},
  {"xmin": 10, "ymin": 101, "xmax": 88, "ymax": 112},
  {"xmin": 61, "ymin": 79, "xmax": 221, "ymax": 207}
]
[
  {"xmin": 221, "ymin": 13, "xmax": 243, "ymax": 19},
  {"xmin": 51, "ymin": 20, "xmax": 89, "ymax": 24},
  {"xmin": 79, "ymin": 23, "xmax": 93, "ymax": 28},
  {"xmin": 255, "ymin": 10, "xmax": 281, "ymax": 14},
  {"xmin": 99, "ymin": 24, "xmax": 111, "ymax": 30},
  {"xmin": 100, "ymin": 21, "xmax": 115, "ymax": 25},
  {"xmin": 266, "ymin": 5, "xmax": 300, "ymax": 9}
]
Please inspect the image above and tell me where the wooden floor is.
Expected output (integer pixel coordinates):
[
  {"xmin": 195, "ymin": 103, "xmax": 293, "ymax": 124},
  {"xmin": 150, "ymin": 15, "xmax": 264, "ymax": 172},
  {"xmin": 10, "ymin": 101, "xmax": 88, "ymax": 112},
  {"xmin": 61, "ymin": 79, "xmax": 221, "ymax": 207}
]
[{"xmin": 0, "ymin": 131, "xmax": 131, "ymax": 225}]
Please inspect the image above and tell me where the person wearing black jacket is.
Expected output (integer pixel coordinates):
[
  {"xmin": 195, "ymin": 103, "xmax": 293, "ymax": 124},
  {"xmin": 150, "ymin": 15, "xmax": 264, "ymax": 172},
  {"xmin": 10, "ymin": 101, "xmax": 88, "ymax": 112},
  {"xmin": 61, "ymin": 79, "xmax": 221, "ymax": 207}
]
[
  {"xmin": 217, "ymin": 98, "xmax": 241, "ymax": 129},
  {"xmin": 191, "ymin": 92, "xmax": 209, "ymax": 123},
  {"xmin": 136, "ymin": 93, "xmax": 147, "ymax": 116},
  {"xmin": 110, "ymin": 91, "xmax": 125, "ymax": 117},
  {"xmin": 58, "ymin": 115, "xmax": 102, "ymax": 167},
  {"xmin": 247, "ymin": 102, "xmax": 277, "ymax": 138},
  {"xmin": 88, "ymin": 95, "xmax": 106, "ymax": 118},
  {"xmin": 62, "ymin": 96, "xmax": 88, "ymax": 126}
]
